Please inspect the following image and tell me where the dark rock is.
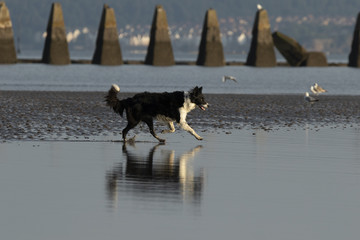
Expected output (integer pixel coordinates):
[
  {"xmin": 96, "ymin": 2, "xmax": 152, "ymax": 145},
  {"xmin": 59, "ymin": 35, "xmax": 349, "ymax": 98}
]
[
  {"xmin": 92, "ymin": 4, "xmax": 123, "ymax": 65},
  {"xmin": 0, "ymin": 2, "xmax": 16, "ymax": 64},
  {"xmin": 145, "ymin": 5, "xmax": 174, "ymax": 66},
  {"xmin": 246, "ymin": 9, "xmax": 276, "ymax": 67},
  {"xmin": 349, "ymin": 12, "xmax": 360, "ymax": 67},
  {"xmin": 42, "ymin": 3, "xmax": 70, "ymax": 65},
  {"xmin": 196, "ymin": 8, "xmax": 225, "ymax": 66}
]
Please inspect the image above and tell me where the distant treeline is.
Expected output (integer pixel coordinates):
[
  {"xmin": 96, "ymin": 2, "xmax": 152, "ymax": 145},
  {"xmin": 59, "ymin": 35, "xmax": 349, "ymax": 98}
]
[
  {"xmin": 7, "ymin": 0, "xmax": 360, "ymax": 29},
  {"xmin": 5, "ymin": 0, "xmax": 360, "ymax": 53}
]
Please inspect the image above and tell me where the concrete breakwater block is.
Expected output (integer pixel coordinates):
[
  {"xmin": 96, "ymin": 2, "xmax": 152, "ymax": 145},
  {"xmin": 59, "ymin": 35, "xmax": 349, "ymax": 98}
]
[
  {"xmin": 196, "ymin": 8, "xmax": 225, "ymax": 66},
  {"xmin": 302, "ymin": 52, "xmax": 327, "ymax": 66},
  {"xmin": 92, "ymin": 4, "xmax": 123, "ymax": 65},
  {"xmin": 273, "ymin": 31, "xmax": 327, "ymax": 66},
  {"xmin": 0, "ymin": 2, "xmax": 16, "ymax": 64},
  {"xmin": 145, "ymin": 5, "xmax": 174, "ymax": 66},
  {"xmin": 272, "ymin": 31, "xmax": 307, "ymax": 66},
  {"xmin": 246, "ymin": 8, "xmax": 276, "ymax": 67},
  {"xmin": 42, "ymin": 3, "xmax": 70, "ymax": 65},
  {"xmin": 349, "ymin": 12, "xmax": 360, "ymax": 67}
]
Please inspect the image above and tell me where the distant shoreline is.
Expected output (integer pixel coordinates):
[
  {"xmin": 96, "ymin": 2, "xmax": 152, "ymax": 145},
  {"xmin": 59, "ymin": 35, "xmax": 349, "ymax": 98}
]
[{"xmin": 15, "ymin": 58, "xmax": 348, "ymax": 67}]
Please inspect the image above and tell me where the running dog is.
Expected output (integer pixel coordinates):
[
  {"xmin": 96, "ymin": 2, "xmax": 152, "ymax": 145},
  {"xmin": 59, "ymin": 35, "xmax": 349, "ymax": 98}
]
[{"xmin": 105, "ymin": 84, "xmax": 209, "ymax": 142}]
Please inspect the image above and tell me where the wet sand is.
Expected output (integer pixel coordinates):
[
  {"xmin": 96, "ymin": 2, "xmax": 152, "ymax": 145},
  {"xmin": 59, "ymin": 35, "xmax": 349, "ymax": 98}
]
[
  {"xmin": 1, "ymin": 127, "xmax": 360, "ymax": 240},
  {"xmin": 1, "ymin": 91, "xmax": 360, "ymax": 240},
  {"xmin": 1, "ymin": 91, "xmax": 359, "ymax": 141}
]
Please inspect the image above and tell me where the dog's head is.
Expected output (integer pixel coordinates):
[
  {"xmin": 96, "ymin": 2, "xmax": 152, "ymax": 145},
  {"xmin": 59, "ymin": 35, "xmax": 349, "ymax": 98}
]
[{"xmin": 189, "ymin": 86, "xmax": 209, "ymax": 111}]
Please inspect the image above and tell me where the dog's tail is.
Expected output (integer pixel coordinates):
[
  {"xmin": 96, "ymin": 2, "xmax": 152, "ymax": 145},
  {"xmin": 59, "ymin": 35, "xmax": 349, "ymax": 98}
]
[{"xmin": 105, "ymin": 84, "xmax": 125, "ymax": 117}]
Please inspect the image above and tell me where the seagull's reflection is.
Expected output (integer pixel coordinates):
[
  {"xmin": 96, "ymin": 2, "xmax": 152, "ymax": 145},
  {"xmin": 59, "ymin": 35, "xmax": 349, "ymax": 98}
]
[{"xmin": 106, "ymin": 142, "xmax": 205, "ymax": 209}]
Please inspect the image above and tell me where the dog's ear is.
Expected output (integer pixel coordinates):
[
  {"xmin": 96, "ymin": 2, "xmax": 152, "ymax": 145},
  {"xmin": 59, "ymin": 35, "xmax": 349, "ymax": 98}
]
[{"xmin": 193, "ymin": 86, "xmax": 202, "ymax": 93}]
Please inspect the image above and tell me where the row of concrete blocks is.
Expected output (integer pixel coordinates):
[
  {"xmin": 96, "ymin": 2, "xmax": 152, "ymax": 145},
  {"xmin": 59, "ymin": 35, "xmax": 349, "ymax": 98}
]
[{"xmin": 1, "ymin": 2, "xmax": 360, "ymax": 67}]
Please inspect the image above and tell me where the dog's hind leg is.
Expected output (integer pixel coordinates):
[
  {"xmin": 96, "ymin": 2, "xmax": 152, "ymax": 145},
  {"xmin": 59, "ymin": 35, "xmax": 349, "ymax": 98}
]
[
  {"xmin": 161, "ymin": 121, "xmax": 175, "ymax": 134},
  {"xmin": 143, "ymin": 117, "xmax": 166, "ymax": 143},
  {"xmin": 122, "ymin": 120, "xmax": 139, "ymax": 142}
]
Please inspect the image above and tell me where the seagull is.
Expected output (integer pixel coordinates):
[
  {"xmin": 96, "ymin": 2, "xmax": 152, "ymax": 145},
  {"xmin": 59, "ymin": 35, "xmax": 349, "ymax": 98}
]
[
  {"xmin": 304, "ymin": 92, "xmax": 319, "ymax": 103},
  {"xmin": 310, "ymin": 85, "xmax": 318, "ymax": 95},
  {"xmin": 314, "ymin": 83, "xmax": 327, "ymax": 93},
  {"xmin": 257, "ymin": 4, "xmax": 263, "ymax": 10},
  {"xmin": 222, "ymin": 75, "xmax": 237, "ymax": 83},
  {"xmin": 310, "ymin": 83, "xmax": 327, "ymax": 95}
]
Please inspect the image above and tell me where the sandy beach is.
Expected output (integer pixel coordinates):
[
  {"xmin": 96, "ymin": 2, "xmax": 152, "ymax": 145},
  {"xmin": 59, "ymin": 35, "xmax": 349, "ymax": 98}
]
[
  {"xmin": 1, "ymin": 90, "xmax": 359, "ymax": 141},
  {"xmin": 1, "ymin": 90, "xmax": 360, "ymax": 240}
]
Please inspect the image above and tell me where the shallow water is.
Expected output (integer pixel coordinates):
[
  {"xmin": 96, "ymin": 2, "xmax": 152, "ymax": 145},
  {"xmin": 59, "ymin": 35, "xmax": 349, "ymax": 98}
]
[
  {"xmin": 1, "ymin": 128, "xmax": 359, "ymax": 240},
  {"xmin": 1, "ymin": 64, "xmax": 359, "ymax": 95}
]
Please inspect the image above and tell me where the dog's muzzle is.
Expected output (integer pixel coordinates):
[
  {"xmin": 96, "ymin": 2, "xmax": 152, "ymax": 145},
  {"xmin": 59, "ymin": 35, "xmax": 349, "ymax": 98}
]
[{"xmin": 198, "ymin": 103, "xmax": 209, "ymax": 111}]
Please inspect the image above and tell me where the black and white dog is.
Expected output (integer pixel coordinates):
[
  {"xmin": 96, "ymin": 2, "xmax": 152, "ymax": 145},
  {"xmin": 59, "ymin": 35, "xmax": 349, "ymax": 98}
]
[{"xmin": 105, "ymin": 84, "xmax": 209, "ymax": 142}]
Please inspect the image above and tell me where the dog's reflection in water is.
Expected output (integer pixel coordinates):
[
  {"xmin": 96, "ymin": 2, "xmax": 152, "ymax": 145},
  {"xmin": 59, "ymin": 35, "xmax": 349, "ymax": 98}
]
[{"xmin": 106, "ymin": 143, "xmax": 204, "ymax": 208}]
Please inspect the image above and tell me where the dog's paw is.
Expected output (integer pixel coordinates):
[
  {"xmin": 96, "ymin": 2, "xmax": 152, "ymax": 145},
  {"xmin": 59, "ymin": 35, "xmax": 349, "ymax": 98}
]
[
  {"xmin": 161, "ymin": 129, "xmax": 175, "ymax": 134},
  {"xmin": 127, "ymin": 135, "xmax": 136, "ymax": 144},
  {"xmin": 196, "ymin": 136, "xmax": 203, "ymax": 141}
]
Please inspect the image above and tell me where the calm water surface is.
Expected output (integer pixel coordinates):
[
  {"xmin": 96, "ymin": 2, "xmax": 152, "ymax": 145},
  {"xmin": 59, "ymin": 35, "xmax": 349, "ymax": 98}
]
[
  {"xmin": 1, "ymin": 128, "xmax": 360, "ymax": 240},
  {"xmin": 0, "ymin": 64, "xmax": 359, "ymax": 95}
]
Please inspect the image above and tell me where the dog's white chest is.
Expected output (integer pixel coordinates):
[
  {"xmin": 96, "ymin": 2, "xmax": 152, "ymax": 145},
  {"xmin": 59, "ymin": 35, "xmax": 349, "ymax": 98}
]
[{"xmin": 183, "ymin": 94, "xmax": 196, "ymax": 112}]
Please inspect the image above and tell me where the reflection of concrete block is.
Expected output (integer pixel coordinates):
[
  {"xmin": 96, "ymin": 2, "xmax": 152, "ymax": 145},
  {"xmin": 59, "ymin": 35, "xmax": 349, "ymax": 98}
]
[
  {"xmin": 349, "ymin": 12, "xmax": 360, "ymax": 67},
  {"xmin": 92, "ymin": 4, "xmax": 122, "ymax": 65},
  {"xmin": 273, "ymin": 31, "xmax": 327, "ymax": 66},
  {"xmin": 246, "ymin": 9, "xmax": 276, "ymax": 67},
  {"xmin": 272, "ymin": 31, "xmax": 307, "ymax": 66},
  {"xmin": 145, "ymin": 5, "xmax": 174, "ymax": 66},
  {"xmin": 196, "ymin": 9, "xmax": 225, "ymax": 66},
  {"xmin": 42, "ymin": 3, "xmax": 70, "ymax": 65},
  {"xmin": 302, "ymin": 52, "xmax": 328, "ymax": 66},
  {"xmin": 0, "ymin": 2, "xmax": 16, "ymax": 64}
]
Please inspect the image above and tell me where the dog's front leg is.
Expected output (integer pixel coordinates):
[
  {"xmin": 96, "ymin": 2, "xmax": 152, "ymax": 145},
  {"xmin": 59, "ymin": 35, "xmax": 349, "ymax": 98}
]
[
  {"xmin": 179, "ymin": 121, "xmax": 203, "ymax": 140},
  {"xmin": 161, "ymin": 121, "xmax": 175, "ymax": 134}
]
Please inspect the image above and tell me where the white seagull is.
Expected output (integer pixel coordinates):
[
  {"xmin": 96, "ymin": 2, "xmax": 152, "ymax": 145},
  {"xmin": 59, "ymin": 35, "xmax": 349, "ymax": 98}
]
[
  {"xmin": 304, "ymin": 92, "xmax": 319, "ymax": 103},
  {"xmin": 310, "ymin": 83, "xmax": 327, "ymax": 95},
  {"xmin": 222, "ymin": 75, "xmax": 237, "ymax": 83},
  {"xmin": 310, "ymin": 85, "xmax": 318, "ymax": 95},
  {"xmin": 257, "ymin": 4, "xmax": 263, "ymax": 10},
  {"xmin": 314, "ymin": 83, "xmax": 327, "ymax": 93}
]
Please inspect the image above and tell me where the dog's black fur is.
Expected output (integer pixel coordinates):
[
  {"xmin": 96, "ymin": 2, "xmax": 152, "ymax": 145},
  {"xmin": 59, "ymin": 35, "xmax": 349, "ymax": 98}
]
[{"xmin": 105, "ymin": 84, "xmax": 208, "ymax": 142}]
